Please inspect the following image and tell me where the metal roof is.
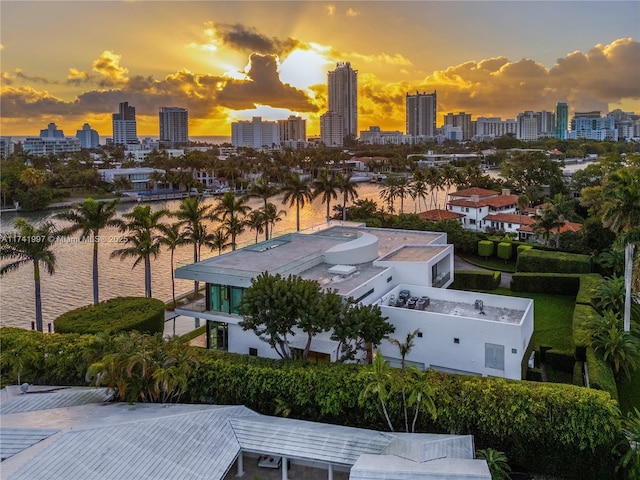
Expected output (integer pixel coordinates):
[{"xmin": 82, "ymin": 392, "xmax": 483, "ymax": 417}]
[
  {"xmin": 382, "ymin": 434, "xmax": 476, "ymax": 463},
  {"xmin": 230, "ymin": 415, "xmax": 393, "ymax": 466},
  {"xmin": 0, "ymin": 387, "xmax": 111, "ymax": 414},
  {"xmin": 0, "ymin": 428, "xmax": 58, "ymax": 461},
  {"xmin": 350, "ymin": 454, "xmax": 491, "ymax": 480}
]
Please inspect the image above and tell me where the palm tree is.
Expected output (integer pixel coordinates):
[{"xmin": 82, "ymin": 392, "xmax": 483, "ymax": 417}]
[
  {"xmin": 616, "ymin": 407, "xmax": 640, "ymax": 478},
  {"xmin": 410, "ymin": 169, "xmax": 429, "ymax": 213},
  {"xmin": 210, "ymin": 228, "xmax": 230, "ymax": 255},
  {"xmin": 440, "ymin": 163, "xmax": 460, "ymax": 201},
  {"xmin": 281, "ymin": 173, "xmax": 313, "ymax": 231},
  {"xmin": 174, "ymin": 196, "xmax": 215, "ymax": 296},
  {"xmin": 312, "ymin": 171, "xmax": 340, "ymax": 222},
  {"xmin": 19, "ymin": 167, "xmax": 46, "ymax": 189},
  {"xmin": 541, "ymin": 193, "xmax": 575, "ymax": 248},
  {"xmin": 111, "ymin": 176, "xmax": 132, "ymax": 192},
  {"xmin": 111, "ymin": 205, "xmax": 168, "ymax": 298},
  {"xmin": 248, "ymin": 179, "xmax": 280, "ymax": 240},
  {"xmin": 358, "ymin": 351, "xmax": 395, "ymax": 431},
  {"xmin": 54, "ymin": 198, "xmax": 120, "ymax": 305},
  {"xmin": 246, "ymin": 209, "xmax": 265, "ymax": 244},
  {"xmin": 158, "ymin": 223, "xmax": 188, "ymax": 309},
  {"xmin": 424, "ymin": 167, "xmax": 443, "ymax": 209},
  {"xmin": 476, "ymin": 448, "xmax": 511, "ymax": 480},
  {"xmin": 0, "ymin": 218, "xmax": 57, "ymax": 331},
  {"xmin": 591, "ymin": 322, "xmax": 640, "ymax": 380},
  {"xmin": 336, "ymin": 173, "xmax": 359, "ymax": 221},
  {"xmin": 379, "ymin": 178, "xmax": 399, "ymax": 214},
  {"xmin": 212, "ymin": 192, "xmax": 250, "ymax": 250},
  {"xmin": 388, "ymin": 329, "xmax": 420, "ymax": 432},
  {"xmin": 262, "ymin": 203, "xmax": 287, "ymax": 239}
]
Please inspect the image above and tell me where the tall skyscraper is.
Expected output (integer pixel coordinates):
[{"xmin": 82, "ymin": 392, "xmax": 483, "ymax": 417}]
[
  {"xmin": 327, "ymin": 62, "xmax": 358, "ymax": 140},
  {"xmin": 406, "ymin": 91, "xmax": 437, "ymax": 138},
  {"xmin": 112, "ymin": 102, "xmax": 138, "ymax": 145},
  {"xmin": 159, "ymin": 107, "xmax": 189, "ymax": 145},
  {"xmin": 555, "ymin": 102, "xmax": 569, "ymax": 139},
  {"xmin": 231, "ymin": 117, "xmax": 280, "ymax": 148},
  {"xmin": 320, "ymin": 111, "xmax": 344, "ymax": 147}
]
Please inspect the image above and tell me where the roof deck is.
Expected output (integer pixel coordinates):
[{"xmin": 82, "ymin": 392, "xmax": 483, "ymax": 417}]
[{"xmin": 379, "ymin": 245, "xmax": 449, "ymax": 263}]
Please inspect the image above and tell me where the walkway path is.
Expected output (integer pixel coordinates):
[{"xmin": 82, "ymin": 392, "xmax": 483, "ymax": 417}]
[{"xmin": 454, "ymin": 255, "xmax": 513, "ymax": 288}]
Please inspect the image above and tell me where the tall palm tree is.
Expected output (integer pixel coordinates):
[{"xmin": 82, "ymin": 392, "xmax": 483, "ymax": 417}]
[
  {"xmin": 281, "ymin": 173, "xmax": 313, "ymax": 231},
  {"xmin": 379, "ymin": 178, "xmax": 399, "ymax": 214},
  {"xmin": 174, "ymin": 196, "xmax": 215, "ymax": 296},
  {"xmin": 248, "ymin": 179, "xmax": 280, "ymax": 240},
  {"xmin": 410, "ymin": 169, "xmax": 429, "ymax": 213},
  {"xmin": 388, "ymin": 329, "xmax": 420, "ymax": 432},
  {"xmin": 212, "ymin": 192, "xmax": 250, "ymax": 250},
  {"xmin": 440, "ymin": 163, "xmax": 460, "ymax": 201},
  {"xmin": 211, "ymin": 228, "xmax": 230, "ymax": 255},
  {"xmin": 246, "ymin": 209, "xmax": 265, "ymax": 244},
  {"xmin": 540, "ymin": 193, "xmax": 575, "ymax": 248},
  {"xmin": 54, "ymin": 198, "xmax": 119, "ymax": 305},
  {"xmin": 1, "ymin": 218, "xmax": 57, "ymax": 332},
  {"xmin": 336, "ymin": 173, "xmax": 359, "ymax": 221},
  {"xmin": 424, "ymin": 167, "xmax": 443, "ymax": 209},
  {"xmin": 312, "ymin": 171, "xmax": 340, "ymax": 222},
  {"xmin": 158, "ymin": 222, "xmax": 188, "ymax": 309},
  {"xmin": 358, "ymin": 351, "xmax": 395, "ymax": 432},
  {"xmin": 111, "ymin": 205, "xmax": 168, "ymax": 298}
]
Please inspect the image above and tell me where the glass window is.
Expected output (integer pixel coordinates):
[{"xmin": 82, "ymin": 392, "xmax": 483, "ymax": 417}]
[
  {"xmin": 210, "ymin": 284, "xmax": 230, "ymax": 313},
  {"xmin": 230, "ymin": 286, "xmax": 244, "ymax": 314}
]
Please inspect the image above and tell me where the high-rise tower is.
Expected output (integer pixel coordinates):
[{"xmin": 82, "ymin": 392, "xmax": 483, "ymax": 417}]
[
  {"xmin": 112, "ymin": 102, "xmax": 138, "ymax": 145},
  {"xmin": 555, "ymin": 102, "xmax": 569, "ymax": 139},
  {"xmin": 327, "ymin": 62, "xmax": 358, "ymax": 140},
  {"xmin": 406, "ymin": 91, "xmax": 437, "ymax": 138},
  {"xmin": 159, "ymin": 107, "xmax": 189, "ymax": 146}
]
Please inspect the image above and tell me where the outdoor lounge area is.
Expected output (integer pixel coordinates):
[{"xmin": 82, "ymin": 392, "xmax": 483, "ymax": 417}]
[{"xmin": 0, "ymin": 386, "xmax": 491, "ymax": 480}]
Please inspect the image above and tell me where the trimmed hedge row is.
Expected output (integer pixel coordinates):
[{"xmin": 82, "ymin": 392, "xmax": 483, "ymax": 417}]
[
  {"xmin": 516, "ymin": 249, "xmax": 593, "ymax": 274},
  {"xmin": 54, "ymin": 297, "xmax": 165, "ymax": 335},
  {"xmin": 575, "ymin": 273, "xmax": 603, "ymax": 307},
  {"xmin": 510, "ymin": 273, "xmax": 581, "ymax": 295},
  {"xmin": 585, "ymin": 346, "xmax": 619, "ymax": 402},
  {"xmin": 186, "ymin": 350, "xmax": 620, "ymax": 480},
  {"xmin": 573, "ymin": 304, "xmax": 602, "ymax": 358},
  {"xmin": 450, "ymin": 270, "xmax": 501, "ymax": 290}
]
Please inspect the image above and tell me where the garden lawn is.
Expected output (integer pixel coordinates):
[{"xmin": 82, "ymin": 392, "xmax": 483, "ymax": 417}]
[
  {"xmin": 492, "ymin": 288, "xmax": 575, "ymax": 353},
  {"xmin": 618, "ymin": 368, "xmax": 640, "ymax": 415}
]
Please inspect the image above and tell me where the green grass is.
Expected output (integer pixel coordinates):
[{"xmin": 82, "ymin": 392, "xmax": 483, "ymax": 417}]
[
  {"xmin": 459, "ymin": 253, "xmax": 517, "ymax": 273},
  {"xmin": 618, "ymin": 368, "xmax": 640, "ymax": 415},
  {"xmin": 492, "ymin": 287, "xmax": 575, "ymax": 353}
]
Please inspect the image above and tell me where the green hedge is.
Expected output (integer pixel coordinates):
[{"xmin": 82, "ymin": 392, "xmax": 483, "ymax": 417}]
[
  {"xmin": 516, "ymin": 249, "xmax": 592, "ymax": 274},
  {"xmin": 585, "ymin": 346, "xmax": 618, "ymax": 402},
  {"xmin": 54, "ymin": 297, "xmax": 165, "ymax": 335},
  {"xmin": 510, "ymin": 273, "xmax": 581, "ymax": 295},
  {"xmin": 478, "ymin": 240, "xmax": 494, "ymax": 258},
  {"xmin": 497, "ymin": 242, "xmax": 513, "ymax": 261},
  {"xmin": 186, "ymin": 351, "xmax": 620, "ymax": 480},
  {"xmin": 517, "ymin": 244, "xmax": 533, "ymax": 257},
  {"xmin": 545, "ymin": 350, "xmax": 576, "ymax": 372},
  {"xmin": 575, "ymin": 273, "xmax": 603, "ymax": 308},
  {"xmin": 450, "ymin": 270, "xmax": 501, "ymax": 290},
  {"xmin": 573, "ymin": 304, "xmax": 601, "ymax": 359}
]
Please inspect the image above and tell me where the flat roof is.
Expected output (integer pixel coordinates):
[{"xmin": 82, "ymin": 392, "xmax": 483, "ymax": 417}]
[
  {"xmin": 298, "ymin": 262, "xmax": 387, "ymax": 296},
  {"xmin": 380, "ymin": 245, "xmax": 449, "ymax": 263}
]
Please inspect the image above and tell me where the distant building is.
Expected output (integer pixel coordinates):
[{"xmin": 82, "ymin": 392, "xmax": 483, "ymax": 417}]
[
  {"xmin": 443, "ymin": 112, "xmax": 473, "ymax": 140},
  {"xmin": 554, "ymin": 102, "xmax": 569, "ymax": 139},
  {"xmin": 277, "ymin": 115, "xmax": 306, "ymax": 143},
  {"xmin": 40, "ymin": 122, "xmax": 64, "ymax": 138},
  {"xmin": 231, "ymin": 117, "xmax": 280, "ymax": 149},
  {"xmin": 320, "ymin": 111, "xmax": 344, "ymax": 147},
  {"xmin": 447, "ymin": 188, "xmax": 518, "ymax": 232},
  {"xmin": 359, "ymin": 126, "xmax": 406, "ymax": 145},
  {"xmin": 536, "ymin": 110, "xmax": 555, "ymax": 138},
  {"xmin": 76, "ymin": 123, "xmax": 100, "ymax": 149},
  {"xmin": 570, "ymin": 114, "xmax": 617, "ymax": 141},
  {"xmin": 473, "ymin": 117, "xmax": 517, "ymax": 140},
  {"xmin": 0, "ymin": 137, "xmax": 15, "ymax": 158},
  {"xmin": 516, "ymin": 111, "xmax": 538, "ymax": 140},
  {"xmin": 328, "ymin": 62, "xmax": 358, "ymax": 139},
  {"xmin": 159, "ymin": 107, "xmax": 189, "ymax": 146},
  {"xmin": 406, "ymin": 91, "xmax": 437, "ymax": 138},
  {"xmin": 112, "ymin": 102, "xmax": 138, "ymax": 145},
  {"xmin": 99, "ymin": 167, "xmax": 165, "ymax": 191}
]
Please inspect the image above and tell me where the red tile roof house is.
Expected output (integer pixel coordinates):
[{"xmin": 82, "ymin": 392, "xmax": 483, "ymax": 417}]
[
  {"xmin": 418, "ymin": 209, "xmax": 465, "ymax": 223},
  {"xmin": 446, "ymin": 188, "xmax": 519, "ymax": 232}
]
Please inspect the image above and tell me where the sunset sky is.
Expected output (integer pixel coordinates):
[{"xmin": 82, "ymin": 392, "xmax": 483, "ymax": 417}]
[{"xmin": 1, "ymin": 1, "xmax": 639, "ymax": 138}]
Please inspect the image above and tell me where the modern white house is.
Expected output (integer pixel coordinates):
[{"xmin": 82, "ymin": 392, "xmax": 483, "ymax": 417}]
[
  {"xmin": 175, "ymin": 222, "xmax": 533, "ymax": 380},
  {"xmin": 98, "ymin": 167, "xmax": 165, "ymax": 191}
]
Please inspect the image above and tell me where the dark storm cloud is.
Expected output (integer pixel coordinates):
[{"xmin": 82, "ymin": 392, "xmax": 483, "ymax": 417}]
[
  {"xmin": 216, "ymin": 53, "xmax": 318, "ymax": 111},
  {"xmin": 214, "ymin": 23, "xmax": 301, "ymax": 55}
]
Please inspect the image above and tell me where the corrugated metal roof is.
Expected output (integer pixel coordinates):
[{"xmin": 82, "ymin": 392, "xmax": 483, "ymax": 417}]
[
  {"xmin": 0, "ymin": 388, "xmax": 111, "ymax": 414},
  {"xmin": 5, "ymin": 406, "xmax": 256, "ymax": 480},
  {"xmin": 350, "ymin": 454, "xmax": 491, "ymax": 480},
  {"xmin": 382, "ymin": 434, "xmax": 475, "ymax": 463},
  {"xmin": 0, "ymin": 428, "xmax": 58, "ymax": 461},
  {"xmin": 231, "ymin": 416, "xmax": 393, "ymax": 466}
]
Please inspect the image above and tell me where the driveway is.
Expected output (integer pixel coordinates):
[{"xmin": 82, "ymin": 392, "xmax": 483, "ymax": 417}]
[{"xmin": 454, "ymin": 255, "xmax": 512, "ymax": 289}]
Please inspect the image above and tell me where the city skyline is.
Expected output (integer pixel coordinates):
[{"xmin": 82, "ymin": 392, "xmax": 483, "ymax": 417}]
[{"xmin": 1, "ymin": 1, "xmax": 639, "ymax": 138}]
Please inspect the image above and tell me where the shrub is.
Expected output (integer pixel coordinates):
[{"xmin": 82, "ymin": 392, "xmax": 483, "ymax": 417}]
[
  {"xmin": 517, "ymin": 244, "xmax": 533, "ymax": 257},
  {"xmin": 573, "ymin": 304, "xmax": 602, "ymax": 359},
  {"xmin": 545, "ymin": 350, "xmax": 575, "ymax": 372},
  {"xmin": 496, "ymin": 242, "xmax": 513, "ymax": 262},
  {"xmin": 516, "ymin": 249, "xmax": 592, "ymax": 274},
  {"xmin": 510, "ymin": 273, "xmax": 580, "ymax": 295},
  {"xmin": 54, "ymin": 296, "xmax": 165, "ymax": 335},
  {"xmin": 575, "ymin": 274, "xmax": 604, "ymax": 308},
  {"xmin": 585, "ymin": 346, "xmax": 618, "ymax": 402},
  {"xmin": 450, "ymin": 270, "xmax": 501, "ymax": 290},
  {"xmin": 478, "ymin": 240, "xmax": 494, "ymax": 259}
]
